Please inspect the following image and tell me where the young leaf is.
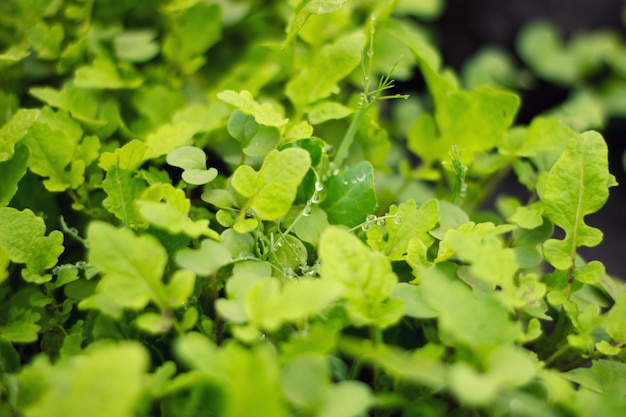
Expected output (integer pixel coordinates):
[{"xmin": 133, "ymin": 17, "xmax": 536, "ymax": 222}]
[
  {"xmin": 144, "ymin": 122, "xmax": 201, "ymax": 160},
  {"xmin": 175, "ymin": 239, "xmax": 232, "ymax": 276},
  {"xmin": 0, "ymin": 307, "xmax": 41, "ymax": 343},
  {"xmin": 80, "ymin": 222, "xmax": 169, "ymax": 318},
  {"xmin": 218, "ymin": 90, "xmax": 289, "ymax": 127},
  {"xmin": 319, "ymin": 227, "xmax": 404, "ymax": 328},
  {"xmin": 114, "ymin": 30, "xmax": 159, "ymax": 63},
  {"xmin": 284, "ymin": 0, "xmax": 348, "ymax": 45},
  {"xmin": 286, "ymin": 31, "xmax": 366, "ymax": 108},
  {"xmin": 0, "ymin": 207, "xmax": 64, "ymax": 283},
  {"xmin": 99, "ymin": 139, "xmax": 148, "ymax": 171},
  {"xmin": 231, "ymin": 148, "xmax": 311, "ymax": 221},
  {"xmin": 367, "ymin": 199, "xmax": 439, "ymax": 260},
  {"xmin": 22, "ymin": 108, "xmax": 85, "ymax": 191},
  {"xmin": 0, "ymin": 109, "xmax": 40, "ymax": 162},
  {"xmin": 542, "ymin": 131, "xmax": 617, "ymax": 270},
  {"xmin": 74, "ymin": 57, "xmax": 143, "ymax": 89},
  {"xmin": 16, "ymin": 343, "xmax": 148, "ymax": 417},
  {"xmin": 320, "ymin": 161, "xmax": 376, "ymax": 228},
  {"xmin": 407, "ymin": 56, "xmax": 519, "ymax": 168},
  {"xmin": 102, "ymin": 166, "xmax": 147, "ymax": 229}
]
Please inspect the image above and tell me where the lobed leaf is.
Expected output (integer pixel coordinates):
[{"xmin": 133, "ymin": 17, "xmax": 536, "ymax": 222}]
[
  {"xmin": 542, "ymin": 131, "xmax": 617, "ymax": 269},
  {"xmin": 231, "ymin": 148, "xmax": 311, "ymax": 221}
]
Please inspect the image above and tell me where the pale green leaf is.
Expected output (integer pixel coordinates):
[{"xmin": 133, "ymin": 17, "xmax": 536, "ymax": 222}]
[
  {"xmin": 136, "ymin": 312, "xmax": 172, "ymax": 334},
  {"xmin": 284, "ymin": 0, "xmax": 348, "ymax": 45},
  {"xmin": 81, "ymin": 222, "xmax": 168, "ymax": 317},
  {"xmin": 320, "ymin": 161, "xmax": 376, "ymax": 227},
  {"xmin": 99, "ymin": 139, "xmax": 148, "ymax": 171},
  {"xmin": 144, "ymin": 122, "xmax": 201, "ymax": 160},
  {"xmin": 0, "ymin": 207, "xmax": 64, "ymax": 283},
  {"xmin": 281, "ymin": 354, "xmax": 329, "ymax": 411},
  {"xmin": 27, "ymin": 21, "xmax": 64, "ymax": 59},
  {"xmin": 21, "ymin": 108, "xmax": 85, "ymax": 191},
  {"xmin": 231, "ymin": 148, "xmax": 311, "ymax": 221},
  {"xmin": 166, "ymin": 146, "xmax": 206, "ymax": 170},
  {"xmin": 603, "ymin": 294, "xmax": 626, "ymax": 343},
  {"xmin": 319, "ymin": 227, "xmax": 404, "ymax": 328},
  {"xmin": 164, "ymin": 269, "xmax": 196, "ymax": 308},
  {"xmin": 136, "ymin": 183, "xmax": 218, "ymax": 239},
  {"xmin": 407, "ymin": 56, "xmax": 519, "ymax": 167},
  {"xmin": 30, "ymin": 84, "xmax": 101, "ymax": 124},
  {"xmin": 542, "ymin": 132, "xmax": 616, "ymax": 269},
  {"xmin": 218, "ymin": 90, "xmax": 288, "ymax": 127},
  {"xmin": 367, "ymin": 199, "xmax": 439, "ymax": 260},
  {"xmin": 17, "ymin": 343, "xmax": 148, "ymax": 417},
  {"xmin": 391, "ymin": 283, "xmax": 438, "ymax": 319},
  {"xmin": 292, "ymin": 205, "xmax": 329, "ymax": 247},
  {"xmin": 102, "ymin": 166, "xmax": 147, "ymax": 229},
  {"xmin": 0, "ymin": 109, "xmax": 40, "ymax": 162},
  {"xmin": 114, "ymin": 30, "xmax": 159, "ymax": 63},
  {"xmin": 175, "ymin": 239, "xmax": 232, "ymax": 276},
  {"xmin": 318, "ymin": 381, "xmax": 373, "ymax": 417},
  {"xmin": 286, "ymin": 31, "xmax": 365, "ymax": 108},
  {"xmin": 74, "ymin": 57, "xmax": 143, "ymax": 89},
  {"xmin": 513, "ymin": 117, "xmax": 577, "ymax": 157},
  {"xmin": 307, "ymin": 100, "xmax": 353, "ymax": 124}
]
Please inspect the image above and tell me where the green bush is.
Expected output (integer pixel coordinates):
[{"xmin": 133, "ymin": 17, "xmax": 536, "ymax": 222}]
[{"xmin": 1, "ymin": 1, "xmax": 625, "ymax": 416}]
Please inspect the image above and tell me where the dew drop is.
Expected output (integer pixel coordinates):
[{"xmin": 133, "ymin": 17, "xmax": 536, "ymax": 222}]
[
  {"xmin": 350, "ymin": 178, "xmax": 357, "ymax": 184},
  {"xmin": 303, "ymin": 205, "xmax": 312, "ymax": 216},
  {"xmin": 361, "ymin": 223, "xmax": 371, "ymax": 232},
  {"xmin": 311, "ymin": 193, "xmax": 321, "ymax": 204},
  {"xmin": 371, "ymin": 13, "xmax": 377, "ymax": 21},
  {"xmin": 306, "ymin": 270, "xmax": 317, "ymax": 277},
  {"xmin": 315, "ymin": 181, "xmax": 324, "ymax": 192},
  {"xmin": 356, "ymin": 172, "xmax": 366, "ymax": 182},
  {"xmin": 324, "ymin": 145, "xmax": 335, "ymax": 155},
  {"xmin": 359, "ymin": 92, "xmax": 367, "ymax": 102},
  {"xmin": 394, "ymin": 215, "xmax": 402, "ymax": 225},
  {"xmin": 284, "ymin": 267, "xmax": 295, "ymax": 278},
  {"xmin": 275, "ymin": 239, "xmax": 283, "ymax": 248},
  {"xmin": 376, "ymin": 218, "xmax": 386, "ymax": 227},
  {"xmin": 366, "ymin": 214, "xmax": 377, "ymax": 223},
  {"xmin": 367, "ymin": 49, "xmax": 374, "ymax": 57},
  {"xmin": 342, "ymin": 179, "xmax": 349, "ymax": 185}
]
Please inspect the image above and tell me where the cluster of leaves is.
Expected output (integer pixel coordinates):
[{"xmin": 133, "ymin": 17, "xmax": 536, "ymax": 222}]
[{"xmin": 1, "ymin": 0, "xmax": 625, "ymax": 416}]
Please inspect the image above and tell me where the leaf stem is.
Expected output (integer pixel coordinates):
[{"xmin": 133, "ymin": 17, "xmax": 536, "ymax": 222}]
[{"xmin": 334, "ymin": 109, "xmax": 364, "ymax": 168}]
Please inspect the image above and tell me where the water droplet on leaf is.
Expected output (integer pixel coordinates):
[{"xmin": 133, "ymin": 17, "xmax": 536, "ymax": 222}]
[
  {"xmin": 303, "ymin": 205, "xmax": 312, "ymax": 216},
  {"xmin": 315, "ymin": 181, "xmax": 324, "ymax": 192},
  {"xmin": 356, "ymin": 172, "xmax": 366, "ymax": 182},
  {"xmin": 361, "ymin": 223, "xmax": 371, "ymax": 232},
  {"xmin": 394, "ymin": 215, "xmax": 402, "ymax": 225},
  {"xmin": 376, "ymin": 218, "xmax": 386, "ymax": 227},
  {"xmin": 311, "ymin": 193, "xmax": 321, "ymax": 204}
]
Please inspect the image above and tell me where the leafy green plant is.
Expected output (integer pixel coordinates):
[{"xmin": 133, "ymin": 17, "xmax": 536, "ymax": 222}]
[{"xmin": 1, "ymin": 1, "xmax": 625, "ymax": 416}]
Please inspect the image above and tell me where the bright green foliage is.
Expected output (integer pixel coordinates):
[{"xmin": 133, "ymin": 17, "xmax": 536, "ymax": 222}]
[
  {"xmin": 286, "ymin": 31, "xmax": 366, "ymax": 109},
  {"xmin": 408, "ymin": 56, "xmax": 519, "ymax": 170},
  {"xmin": 367, "ymin": 199, "xmax": 439, "ymax": 260},
  {"xmin": 320, "ymin": 161, "xmax": 376, "ymax": 227},
  {"xmin": 81, "ymin": 222, "xmax": 195, "ymax": 323},
  {"xmin": 16, "ymin": 343, "xmax": 148, "ymax": 417},
  {"xmin": 1, "ymin": 1, "xmax": 624, "ymax": 416},
  {"xmin": 542, "ymin": 131, "xmax": 617, "ymax": 270},
  {"xmin": 136, "ymin": 183, "xmax": 219, "ymax": 239},
  {"xmin": 231, "ymin": 148, "xmax": 311, "ymax": 221},
  {"xmin": 0, "ymin": 207, "xmax": 64, "ymax": 283},
  {"xmin": 218, "ymin": 90, "xmax": 289, "ymax": 127},
  {"xmin": 319, "ymin": 227, "xmax": 404, "ymax": 328}
]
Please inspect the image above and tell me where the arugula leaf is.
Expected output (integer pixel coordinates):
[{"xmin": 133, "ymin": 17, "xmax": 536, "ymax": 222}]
[
  {"xmin": 102, "ymin": 166, "xmax": 147, "ymax": 229},
  {"xmin": 218, "ymin": 90, "xmax": 289, "ymax": 127},
  {"xmin": 0, "ymin": 143, "xmax": 29, "ymax": 207},
  {"xmin": 407, "ymin": 56, "xmax": 519, "ymax": 169},
  {"xmin": 231, "ymin": 148, "xmax": 311, "ymax": 221},
  {"xmin": 284, "ymin": 0, "xmax": 348, "ymax": 46},
  {"xmin": 17, "ymin": 343, "xmax": 148, "ymax": 417},
  {"xmin": 542, "ymin": 131, "xmax": 617, "ymax": 269},
  {"xmin": 0, "ymin": 207, "xmax": 64, "ymax": 283},
  {"xmin": 0, "ymin": 109, "xmax": 40, "ymax": 162},
  {"xmin": 319, "ymin": 227, "xmax": 404, "ymax": 328}
]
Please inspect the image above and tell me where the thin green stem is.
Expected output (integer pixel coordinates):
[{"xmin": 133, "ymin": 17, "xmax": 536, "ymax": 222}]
[{"xmin": 333, "ymin": 110, "xmax": 364, "ymax": 169}]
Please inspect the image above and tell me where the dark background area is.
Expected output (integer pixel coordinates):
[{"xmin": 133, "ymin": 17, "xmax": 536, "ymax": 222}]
[{"xmin": 435, "ymin": 0, "xmax": 626, "ymax": 277}]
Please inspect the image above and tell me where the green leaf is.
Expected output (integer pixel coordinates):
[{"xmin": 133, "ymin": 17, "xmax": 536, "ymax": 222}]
[
  {"xmin": 102, "ymin": 166, "xmax": 147, "ymax": 229},
  {"xmin": 0, "ymin": 143, "xmax": 29, "ymax": 207},
  {"xmin": 307, "ymin": 100, "xmax": 353, "ymax": 125},
  {"xmin": 603, "ymin": 294, "xmax": 626, "ymax": 343},
  {"xmin": 80, "ymin": 222, "xmax": 169, "ymax": 318},
  {"xmin": 0, "ymin": 308, "xmax": 41, "ymax": 343},
  {"xmin": 391, "ymin": 283, "xmax": 438, "ymax": 319},
  {"xmin": 0, "ymin": 109, "xmax": 39, "ymax": 162},
  {"xmin": 99, "ymin": 139, "xmax": 148, "ymax": 171},
  {"xmin": 284, "ymin": 0, "xmax": 348, "ymax": 45},
  {"xmin": 175, "ymin": 239, "xmax": 232, "ymax": 276},
  {"xmin": 281, "ymin": 354, "xmax": 329, "ymax": 411},
  {"xmin": 17, "ymin": 343, "xmax": 148, "ymax": 417},
  {"xmin": 27, "ymin": 21, "xmax": 64, "ymax": 59},
  {"xmin": 136, "ymin": 183, "xmax": 219, "ymax": 239},
  {"xmin": 319, "ymin": 227, "xmax": 404, "ymax": 328},
  {"xmin": 407, "ymin": 57, "xmax": 519, "ymax": 167},
  {"xmin": 218, "ymin": 90, "xmax": 289, "ymax": 127},
  {"xmin": 114, "ymin": 30, "xmax": 159, "ymax": 63},
  {"xmin": 231, "ymin": 148, "xmax": 311, "ymax": 221},
  {"xmin": 286, "ymin": 31, "xmax": 365, "ymax": 108},
  {"xmin": 74, "ymin": 57, "xmax": 142, "ymax": 89},
  {"xmin": 292, "ymin": 206, "xmax": 329, "ymax": 247},
  {"xmin": 30, "ymin": 84, "xmax": 101, "ymax": 125},
  {"xmin": 367, "ymin": 199, "xmax": 439, "ymax": 260},
  {"xmin": 320, "ymin": 161, "xmax": 377, "ymax": 227},
  {"xmin": 136, "ymin": 312, "xmax": 172, "ymax": 334},
  {"xmin": 144, "ymin": 122, "xmax": 201, "ymax": 160},
  {"xmin": 0, "ymin": 207, "xmax": 64, "ymax": 283},
  {"xmin": 419, "ymin": 265, "xmax": 521, "ymax": 350},
  {"xmin": 162, "ymin": 3, "xmax": 222, "ymax": 74},
  {"xmin": 542, "ymin": 132, "xmax": 616, "ymax": 269},
  {"xmin": 166, "ymin": 146, "xmax": 206, "ymax": 170},
  {"xmin": 22, "ymin": 108, "xmax": 84, "ymax": 191}
]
